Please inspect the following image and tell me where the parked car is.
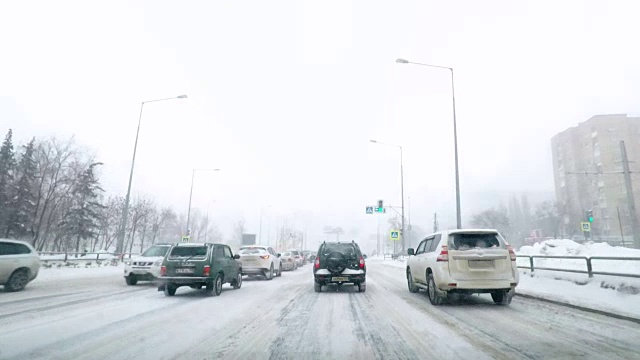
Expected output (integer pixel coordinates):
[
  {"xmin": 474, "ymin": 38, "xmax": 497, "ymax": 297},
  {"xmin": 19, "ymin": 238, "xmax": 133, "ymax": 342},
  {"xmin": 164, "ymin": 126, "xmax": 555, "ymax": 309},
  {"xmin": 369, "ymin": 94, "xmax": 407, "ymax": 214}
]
[
  {"xmin": 301, "ymin": 250, "xmax": 311, "ymax": 264},
  {"xmin": 157, "ymin": 242, "xmax": 242, "ymax": 297},
  {"xmin": 287, "ymin": 249, "xmax": 304, "ymax": 267},
  {"xmin": 280, "ymin": 251, "xmax": 297, "ymax": 271},
  {"xmin": 238, "ymin": 245, "xmax": 282, "ymax": 279},
  {"xmin": 313, "ymin": 241, "xmax": 366, "ymax": 293},
  {"xmin": 0, "ymin": 239, "xmax": 40, "ymax": 292},
  {"xmin": 406, "ymin": 229, "xmax": 519, "ymax": 305},
  {"xmin": 123, "ymin": 243, "xmax": 172, "ymax": 285}
]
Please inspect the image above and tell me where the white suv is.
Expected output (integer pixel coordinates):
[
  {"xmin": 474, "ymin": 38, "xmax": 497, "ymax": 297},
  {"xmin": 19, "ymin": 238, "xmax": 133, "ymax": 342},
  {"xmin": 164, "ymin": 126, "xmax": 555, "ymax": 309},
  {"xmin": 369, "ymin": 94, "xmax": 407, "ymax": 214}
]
[
  {"xmin": 406, "ymin": 229, "xmax": 518, "ymax": 305},
  {"xmin": 124, "ymin": 244, "xmax": 172, "ymax": 285},
  {"xmin": 238, "ymin": 245, "xmax": 282, "ymax": 280},
  {"xmin": 0, "ymin": 239, "xmax": 41, "ymax": 292}
]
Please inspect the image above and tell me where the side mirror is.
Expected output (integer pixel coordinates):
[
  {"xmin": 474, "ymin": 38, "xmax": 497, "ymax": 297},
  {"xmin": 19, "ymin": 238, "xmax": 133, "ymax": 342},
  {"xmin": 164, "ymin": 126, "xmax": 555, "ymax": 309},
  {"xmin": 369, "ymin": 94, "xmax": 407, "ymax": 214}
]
[
  {"xmin": 277, "ymin": 253, "xmax": 281, "ymax": 258},
  {"xmin": 233, "ymin": 254, "xmax": 240, "ymax": 260},
  {"xmin": 407, "ymin": 248, "xmax": 415, "ymax": 256},
  {"xmin": 363, "ymin": 254, "xmax": 368, "ymax": 259}
]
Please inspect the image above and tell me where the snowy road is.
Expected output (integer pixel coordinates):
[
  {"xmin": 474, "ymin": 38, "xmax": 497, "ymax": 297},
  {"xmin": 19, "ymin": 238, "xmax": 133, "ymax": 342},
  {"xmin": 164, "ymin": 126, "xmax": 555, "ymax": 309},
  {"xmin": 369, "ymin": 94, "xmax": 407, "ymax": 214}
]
[{"xmin": 1, "ymin": 261, "xmax": 639, "ymax": 359}]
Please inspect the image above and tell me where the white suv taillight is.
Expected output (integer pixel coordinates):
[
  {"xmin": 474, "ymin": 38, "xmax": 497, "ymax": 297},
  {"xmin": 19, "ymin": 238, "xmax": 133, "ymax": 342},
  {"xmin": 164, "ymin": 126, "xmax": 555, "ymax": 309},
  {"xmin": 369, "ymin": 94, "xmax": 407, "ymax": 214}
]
[
  {"xmin": 160, "ymin": 266, "xmax": 167, "ymax": 276},
  {"xmin": 358, "ymin": 256, "xmax": 365, "ymax": 269},
  {"xmin": 314, "ymin": 257, "xmax": 320, "ymax": 269},
  {"xmin": 436, "ymin": 245, "xmax": 449, "ymax": 262},
  {"xmin": 507, "ymin": 245, "xmax": 516, "ymax": 261}
]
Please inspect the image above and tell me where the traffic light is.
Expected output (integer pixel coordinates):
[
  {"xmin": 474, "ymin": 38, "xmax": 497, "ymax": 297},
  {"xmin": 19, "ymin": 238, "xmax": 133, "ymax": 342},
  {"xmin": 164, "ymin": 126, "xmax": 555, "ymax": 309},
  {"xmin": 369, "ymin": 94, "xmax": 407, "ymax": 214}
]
[
  {"xmin": 376, "ymin": 199, "xmax": 384, "ymax": 213},
  {"xmin": 587, "ymin": 210, "xmax": 594, "ymax": 222}
]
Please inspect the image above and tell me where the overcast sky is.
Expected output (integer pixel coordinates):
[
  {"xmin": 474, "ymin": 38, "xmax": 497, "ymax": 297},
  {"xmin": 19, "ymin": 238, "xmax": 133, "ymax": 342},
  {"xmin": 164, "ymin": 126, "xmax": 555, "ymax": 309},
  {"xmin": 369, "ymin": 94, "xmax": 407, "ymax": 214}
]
[{"xmin": 2, "ymin": 0, "xmax": 640, "ymax": 249}]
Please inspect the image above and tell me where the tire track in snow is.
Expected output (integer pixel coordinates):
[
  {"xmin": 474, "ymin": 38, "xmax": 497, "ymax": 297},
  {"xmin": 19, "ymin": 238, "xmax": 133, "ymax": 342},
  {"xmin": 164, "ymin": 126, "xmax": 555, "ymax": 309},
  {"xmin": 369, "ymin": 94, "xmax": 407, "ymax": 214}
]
[{"xmin": 0, "ymin": 287, "xmax": 148, "ymax": 320}]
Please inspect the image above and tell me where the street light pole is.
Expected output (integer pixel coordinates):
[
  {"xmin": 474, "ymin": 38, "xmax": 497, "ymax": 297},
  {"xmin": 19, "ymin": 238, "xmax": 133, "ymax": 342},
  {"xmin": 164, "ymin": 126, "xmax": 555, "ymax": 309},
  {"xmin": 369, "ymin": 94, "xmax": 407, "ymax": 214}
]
[
  {"xmin": 396, "ymin": 58, "xmax": 462, "ymax": 229},
  {"xmin": 370, "ymin": 139, "xmax": 406, "ymax": 253},
  {"xmin": 186, "ymin": 168, "xmax": 220, "ymax": 236},
  {"xmin": 116, "ymin": 95, "xmax": 187, "ymax": 255}
]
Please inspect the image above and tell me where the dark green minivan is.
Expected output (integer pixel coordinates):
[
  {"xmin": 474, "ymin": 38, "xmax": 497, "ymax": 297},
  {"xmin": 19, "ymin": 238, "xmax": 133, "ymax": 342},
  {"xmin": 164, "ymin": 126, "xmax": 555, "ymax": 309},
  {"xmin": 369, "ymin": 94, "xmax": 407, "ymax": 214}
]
[{"xmin": 157, "ymin": 242, "xmax": 243, "ymax": 297}]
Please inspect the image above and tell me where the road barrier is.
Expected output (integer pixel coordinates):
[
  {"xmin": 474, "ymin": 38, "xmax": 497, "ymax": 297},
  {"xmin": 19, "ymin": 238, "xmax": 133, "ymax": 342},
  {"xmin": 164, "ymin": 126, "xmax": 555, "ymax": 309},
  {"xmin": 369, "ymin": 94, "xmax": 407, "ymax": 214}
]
[
  {"xmin": 516, "ymin": 254, "xmax": 640, "ymax": 279},
  {"xmin": 38, "ymin": 251, "xmax": 140, "ymax": 262}
]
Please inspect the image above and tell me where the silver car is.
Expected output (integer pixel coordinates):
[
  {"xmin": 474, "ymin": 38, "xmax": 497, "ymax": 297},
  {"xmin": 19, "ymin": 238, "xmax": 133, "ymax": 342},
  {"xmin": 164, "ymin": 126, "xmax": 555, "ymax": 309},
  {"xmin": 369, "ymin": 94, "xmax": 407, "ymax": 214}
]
[{"xmin": 0, "ymin": 239, "xmax": 41, "ymax": 292}]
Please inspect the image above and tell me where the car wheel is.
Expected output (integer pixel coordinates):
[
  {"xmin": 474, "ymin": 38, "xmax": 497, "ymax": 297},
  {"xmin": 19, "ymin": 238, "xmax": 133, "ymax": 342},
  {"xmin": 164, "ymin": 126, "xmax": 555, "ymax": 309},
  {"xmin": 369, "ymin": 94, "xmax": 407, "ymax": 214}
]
[
  {"xmin": 277, "ymin": 264, "xmax": 282, "ymax": 277},
  {"xmin": 427, "ymin": 273, "xmax": 445, "ymax": 305},
  {"xmin": 5, "ymin": 269, "xmax": 29, "ymax": 292},
  {"xmin": 266, "ymin": 264, "xmax": 274, "ymax": 280},
  {"xmin": 125, "ymin": 274, "xmax": 138, "ymax": 286},
  {"xmin": 213, "ymin": 274, "xmax": 223, "ymax": 296},
  {"xmin": 233, "ymin": 273, "xmax": 243, "ymax": 289},
  {"xmin": 314, "ymin": 282, "xmax": 322, "ymax": 293},
  {"xmin": 407, "ymin": 270, "xmax": 419, "ymax": 293},
  {"xmin": 164, "ymin": 283, "xmax": 176, "ymax": 297},
  {"xmin": 358, "ymin": 282, "xmax": 366, "ymax": 293},
  {"xmin": 491, "ymin": 290, "xmax": 513, "ymax": 305}
]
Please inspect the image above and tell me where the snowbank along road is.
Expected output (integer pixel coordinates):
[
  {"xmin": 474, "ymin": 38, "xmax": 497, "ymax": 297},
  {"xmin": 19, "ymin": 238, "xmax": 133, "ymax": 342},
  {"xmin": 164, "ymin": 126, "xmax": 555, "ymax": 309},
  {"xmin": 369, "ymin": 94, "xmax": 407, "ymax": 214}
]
[{"xmin": 1, "ymin": 260, "xmax": 639, "ymax": 359}]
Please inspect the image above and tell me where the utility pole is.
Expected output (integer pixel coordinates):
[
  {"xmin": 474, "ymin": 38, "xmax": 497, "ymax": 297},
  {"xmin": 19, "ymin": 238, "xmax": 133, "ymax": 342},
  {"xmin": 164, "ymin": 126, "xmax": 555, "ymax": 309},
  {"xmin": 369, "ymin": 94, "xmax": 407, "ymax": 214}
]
[
  {"xmin": 620, "ymin": 141, "xmax": 640, "ymax": 248},
  {"xmin": 433, "ymin": 213, "xmax": 439, "ymax": 232},
  {"xmin": 616, "ymin": 206, "xmax": 625, "ymax": 246}
]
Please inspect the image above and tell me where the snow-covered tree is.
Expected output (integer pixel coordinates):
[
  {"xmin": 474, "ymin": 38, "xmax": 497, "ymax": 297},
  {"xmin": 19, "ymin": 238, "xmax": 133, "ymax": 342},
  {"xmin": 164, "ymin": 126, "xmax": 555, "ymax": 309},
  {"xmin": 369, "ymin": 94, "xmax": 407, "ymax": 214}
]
[
  {"xmin": 60, "ymin": 162, "xmax": 105, "ymax": 254},
  {"xmin": 5, "ymin": 138, "xmax": 37, "ymax": 239},
  {"xmin": 0, "ymin": 129, "xmax": 16, "ymax": 235}
]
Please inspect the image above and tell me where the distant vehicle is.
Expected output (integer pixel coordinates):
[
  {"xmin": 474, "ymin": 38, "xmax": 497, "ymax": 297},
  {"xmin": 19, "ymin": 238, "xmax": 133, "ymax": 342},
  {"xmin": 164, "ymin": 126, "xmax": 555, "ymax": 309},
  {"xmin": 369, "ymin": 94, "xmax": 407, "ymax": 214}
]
[
  {"xmin": 313, "ymin": 241, "xmax": 366, "ymax": 293},
  {"xmin": 307, "ymin": 250, "xmax": 317, "ymax": 262},
  {"xmin": 406, "ymin": 229, "xmax": 519, "ymax": 305},
  {"xmin": 0, "ymin": 239, "xmax": 40, "ymax": 292},
  {"xmin": 157, "ymin": 243, "xmax": 242, "ymax": 297},
  {"xmin": 238, "ymin": 245, "xmax": 282, "ymax": 279},
  {"xmin": 123, "ymin": 243, "xmax": 172, "ymax": 285},
  {"xmin": 287, "ymin": 249, "xmax": 304, "ymax": 267},
  {"xmin": 279, "ymin": 251, "xmax": 297, "ymax": 271},
  {"xmin": 301, "ymin": 250, "xmax": 311, "ymax": 264}
]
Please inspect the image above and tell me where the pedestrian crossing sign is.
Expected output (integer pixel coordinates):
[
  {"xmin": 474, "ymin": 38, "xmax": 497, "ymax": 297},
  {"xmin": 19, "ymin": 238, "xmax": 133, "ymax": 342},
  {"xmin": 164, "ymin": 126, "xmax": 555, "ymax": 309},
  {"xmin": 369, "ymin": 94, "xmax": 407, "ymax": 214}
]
[
  {"xmin": 181, "ymin": 236, "xmax": 191, "ymax": 243},
  {"xmin": 581, "ymin": 222, "xmax": 591, "ymax": 232},
  {"xmin": 390, "ymin": 230, "xmax": 400, "ymax": 240}
]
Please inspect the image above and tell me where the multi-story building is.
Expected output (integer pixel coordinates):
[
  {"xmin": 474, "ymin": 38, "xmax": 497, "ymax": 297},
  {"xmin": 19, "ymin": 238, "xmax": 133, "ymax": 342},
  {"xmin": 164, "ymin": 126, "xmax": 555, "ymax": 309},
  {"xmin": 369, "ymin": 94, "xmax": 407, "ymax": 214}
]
[{"xmin": 551, "ymin": 114, "xmax": 640, "ymax": 240}]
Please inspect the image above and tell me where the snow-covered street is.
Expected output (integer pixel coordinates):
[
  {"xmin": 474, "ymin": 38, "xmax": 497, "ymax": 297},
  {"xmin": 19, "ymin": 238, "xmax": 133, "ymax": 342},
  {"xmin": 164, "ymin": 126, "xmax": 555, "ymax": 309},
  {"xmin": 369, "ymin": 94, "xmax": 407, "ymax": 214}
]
[{"xmin": 1, "ymin": 260, "xmax": 639, "ymax": 360}]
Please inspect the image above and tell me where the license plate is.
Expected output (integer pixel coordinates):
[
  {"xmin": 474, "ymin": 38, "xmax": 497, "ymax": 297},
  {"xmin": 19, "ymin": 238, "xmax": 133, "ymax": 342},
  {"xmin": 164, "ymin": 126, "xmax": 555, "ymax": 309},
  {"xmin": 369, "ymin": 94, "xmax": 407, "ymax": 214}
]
[
  {"xmin": 176, "ymin": 268, "xmax": 194, "ymax": 274},
  {"xmin": 331, "ymin": 277, "xmax": 349, "ymax": 282},
  {"xmin": 468, "ymin": 260, "xmax": 494, "ymax": 268}
]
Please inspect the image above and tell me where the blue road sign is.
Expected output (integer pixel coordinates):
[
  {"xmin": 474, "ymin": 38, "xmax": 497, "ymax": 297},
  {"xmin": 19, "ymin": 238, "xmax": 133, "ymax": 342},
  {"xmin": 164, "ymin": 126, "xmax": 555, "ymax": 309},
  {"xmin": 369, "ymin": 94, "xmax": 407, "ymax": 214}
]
[
  {"xmin": 366, "ymin": 206, "xmax": 374, "ymax": 214},
  {"xmin": 390, "ymin": 230, "xmax": 400, "ymax": 240}
]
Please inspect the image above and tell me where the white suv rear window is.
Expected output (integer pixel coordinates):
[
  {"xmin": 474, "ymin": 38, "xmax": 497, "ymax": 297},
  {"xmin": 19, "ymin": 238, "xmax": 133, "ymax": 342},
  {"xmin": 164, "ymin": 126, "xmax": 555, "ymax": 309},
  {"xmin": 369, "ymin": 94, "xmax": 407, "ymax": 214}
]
[{"xmin": 449, "ymin": 233, "xmax": 504, "ymax": 250}]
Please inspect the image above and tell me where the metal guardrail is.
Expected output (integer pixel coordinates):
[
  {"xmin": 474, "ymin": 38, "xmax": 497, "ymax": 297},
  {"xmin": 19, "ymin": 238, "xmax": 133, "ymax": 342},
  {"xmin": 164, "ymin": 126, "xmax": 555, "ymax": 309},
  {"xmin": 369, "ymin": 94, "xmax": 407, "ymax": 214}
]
[
  {"xmin": 516, "ymin": 254, "xmax": 640, "ymax": 279},
  {"xmin": 38, "ymin": 251, "xmax": 140, "ymax": 262}
]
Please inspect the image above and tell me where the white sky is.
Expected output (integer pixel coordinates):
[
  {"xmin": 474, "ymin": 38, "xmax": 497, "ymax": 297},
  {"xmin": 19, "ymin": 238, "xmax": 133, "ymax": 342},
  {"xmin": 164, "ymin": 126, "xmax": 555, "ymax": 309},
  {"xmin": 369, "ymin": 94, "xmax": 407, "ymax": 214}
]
[{"xmin": 2, "ymin": 0, "xmax": 640, "ymax": 248}]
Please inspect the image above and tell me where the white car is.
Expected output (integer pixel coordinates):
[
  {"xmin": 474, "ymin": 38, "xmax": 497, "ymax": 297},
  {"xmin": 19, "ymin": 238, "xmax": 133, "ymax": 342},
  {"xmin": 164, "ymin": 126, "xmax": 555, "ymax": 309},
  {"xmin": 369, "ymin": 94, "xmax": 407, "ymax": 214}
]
[
  {"xmin": 405, "ymin": 229, "xmax": 519, "ymax": 305},
  {"xmin": 0, "ymin": 239, "xmax": 40, "ymax": 292},
  {"xmin": 238, "ymin": 245, "xmax": 282, "ymax": 280},
  {"xmin": 287, "ymin": 249, "xmax": 304, "ymax": 267},
  {"xmin": 280, "ymin": 251, "xmax": 297, "ymax": 271},
  {"xmin": 124, "ymin": 244, "xmax": 172, "ymax": 285}
]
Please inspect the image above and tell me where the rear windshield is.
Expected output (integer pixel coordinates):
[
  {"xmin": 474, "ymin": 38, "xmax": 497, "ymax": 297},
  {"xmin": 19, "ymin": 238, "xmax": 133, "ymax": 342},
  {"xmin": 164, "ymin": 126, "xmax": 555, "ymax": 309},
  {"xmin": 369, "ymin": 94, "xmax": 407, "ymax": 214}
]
[
  {"xmin": 282, "ymin": 252, "xmax": 292, "ymax": 256},
  {"xmin": 322, "ymin": 244, "xmax": 358, "ymax": 258},
  {"xmin": 449, "ymin": 233, "xmax": 503, "ymax": 250},
  {"xmin": 239, "ymin": 248, "xmax": 267, "ymax": 255},
  {"xmin": 142, "ymin": 245, "xmax": 170, "ymax": 257},
  {"xmin": 169, "ymin": 246, "xmax": 208, "ymax": 258}
]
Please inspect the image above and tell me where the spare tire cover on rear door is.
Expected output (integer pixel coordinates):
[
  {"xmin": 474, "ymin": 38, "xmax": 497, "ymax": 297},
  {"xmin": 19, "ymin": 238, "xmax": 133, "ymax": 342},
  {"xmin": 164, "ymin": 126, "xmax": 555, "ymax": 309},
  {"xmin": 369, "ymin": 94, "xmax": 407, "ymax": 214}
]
[{"xmin": 326, "ymin": 252, "xmax": 347, "ymax": 274}]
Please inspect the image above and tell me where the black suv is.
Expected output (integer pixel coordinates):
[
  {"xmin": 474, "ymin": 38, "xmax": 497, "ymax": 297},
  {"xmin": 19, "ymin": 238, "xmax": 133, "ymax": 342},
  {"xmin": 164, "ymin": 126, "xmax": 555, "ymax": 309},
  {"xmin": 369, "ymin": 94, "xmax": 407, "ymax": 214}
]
[
  {"xmin": 313, "ymin": 241, "xmax": 366, "ymax": 293},
  {"xmin": 157, "ymin": 242, "xmax": 242, "ymax": 297}
]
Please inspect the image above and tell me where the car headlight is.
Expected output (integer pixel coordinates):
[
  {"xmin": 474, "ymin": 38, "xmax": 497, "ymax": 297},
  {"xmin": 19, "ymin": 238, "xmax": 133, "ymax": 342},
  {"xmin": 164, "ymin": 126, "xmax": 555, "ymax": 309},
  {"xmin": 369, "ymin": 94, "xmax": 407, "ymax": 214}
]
[{"xmin": 124, "ymin": 260, "xmax": 131, "ymax": 266}]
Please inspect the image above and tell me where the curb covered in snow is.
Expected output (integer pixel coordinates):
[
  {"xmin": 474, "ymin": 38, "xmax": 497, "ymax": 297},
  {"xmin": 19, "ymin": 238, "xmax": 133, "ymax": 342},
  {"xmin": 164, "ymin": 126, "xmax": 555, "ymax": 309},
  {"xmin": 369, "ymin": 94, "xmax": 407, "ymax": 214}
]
[{"xmin": 515, "ymin": 292, "xmax": 640, "ymax": 325}]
